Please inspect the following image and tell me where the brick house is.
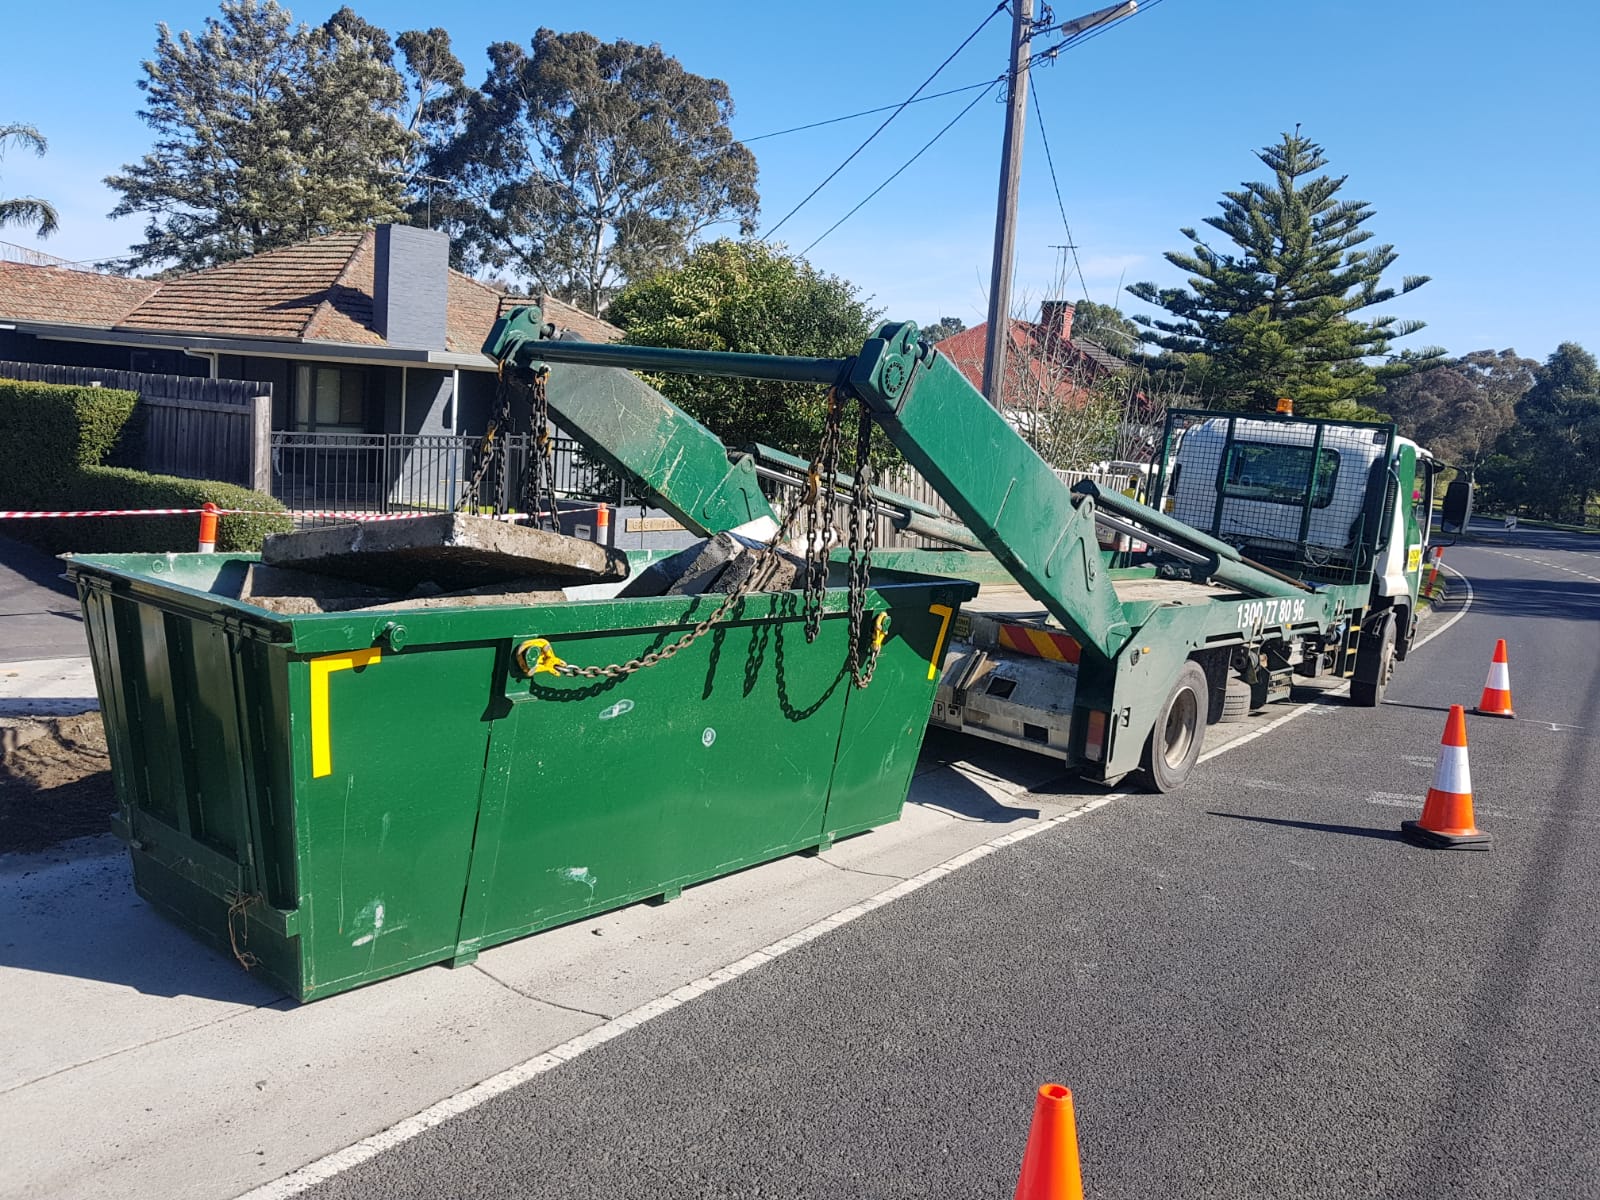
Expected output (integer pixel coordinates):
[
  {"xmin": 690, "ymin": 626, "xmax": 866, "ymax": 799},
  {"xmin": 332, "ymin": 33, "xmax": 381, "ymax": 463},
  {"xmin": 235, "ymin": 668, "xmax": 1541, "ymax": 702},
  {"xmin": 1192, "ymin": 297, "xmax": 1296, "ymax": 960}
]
[
  {"xmin": 0, "ymin": 227, "xmax": 620, "ymax": 509},
  {"xmin": 0, "ymin": 226, "xmax": 618, "ymax": 439},
  {"xmin": 932, "ymin": 300, "xmax": 1126, "ymax": 413}
]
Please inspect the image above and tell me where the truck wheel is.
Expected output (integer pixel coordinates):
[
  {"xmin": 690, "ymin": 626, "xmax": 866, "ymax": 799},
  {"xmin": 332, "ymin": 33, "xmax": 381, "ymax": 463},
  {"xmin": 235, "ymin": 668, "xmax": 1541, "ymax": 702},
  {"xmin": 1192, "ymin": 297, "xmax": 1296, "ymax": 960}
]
[
  {"xmin": 1349, "ymin": 611, "xmax": 1397, "ymax": 707},
  {"xmin": 1219, "ymin": 681, "xmax": 1252, "ymax": 723},
  {"xmin": 1140, "ymin": 661, "xmax": 1208, "ymax": 792}
]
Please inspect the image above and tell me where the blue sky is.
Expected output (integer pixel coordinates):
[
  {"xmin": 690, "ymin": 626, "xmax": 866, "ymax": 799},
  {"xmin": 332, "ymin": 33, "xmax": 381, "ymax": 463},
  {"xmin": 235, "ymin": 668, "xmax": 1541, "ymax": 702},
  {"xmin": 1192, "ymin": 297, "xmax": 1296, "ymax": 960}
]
[{"xmin": 2, "ymin": 0, "xmax": 1596, "ymax": 362}]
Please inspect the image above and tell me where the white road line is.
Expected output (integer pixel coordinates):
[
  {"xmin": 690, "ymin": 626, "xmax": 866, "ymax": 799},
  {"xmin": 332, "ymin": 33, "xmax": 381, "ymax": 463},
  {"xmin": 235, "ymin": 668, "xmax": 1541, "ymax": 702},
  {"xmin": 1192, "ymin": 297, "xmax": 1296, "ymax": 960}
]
[
  {"xmin": 237, "ymin": 565, "xmax": 1480, "ymax": 1200},
  {"xmin": 1410, "ymin": 562, "xmax": 1474, "ymax": 652},
  {"xmin": 1480, "ymin": 547, "xmax": 1600, "ymax": 585}
]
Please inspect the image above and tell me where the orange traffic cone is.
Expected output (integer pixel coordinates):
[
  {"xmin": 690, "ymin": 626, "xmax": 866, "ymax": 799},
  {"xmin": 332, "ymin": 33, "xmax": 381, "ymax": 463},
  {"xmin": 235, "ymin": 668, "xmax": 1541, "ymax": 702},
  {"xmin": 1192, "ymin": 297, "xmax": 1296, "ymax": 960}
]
[
  {"xmin": 1401, "ymin": 705, "xmax": 1491, "ymax": 850},
  {"xmin": 1015, "ymin": 1084, "xmax": 1084, "ymax": 1200},
  {"xmin": 1474, "ymin": 639, "xmax": 1516, "ymax": 718}
]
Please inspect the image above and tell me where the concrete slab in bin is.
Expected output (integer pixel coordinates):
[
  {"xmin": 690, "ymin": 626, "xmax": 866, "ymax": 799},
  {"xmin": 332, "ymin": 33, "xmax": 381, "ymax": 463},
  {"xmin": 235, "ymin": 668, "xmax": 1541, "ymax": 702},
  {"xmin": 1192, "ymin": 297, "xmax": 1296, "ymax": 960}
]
[{"xmin": 262, "ymin": 513, "xmax": 631, "ymax": 592}]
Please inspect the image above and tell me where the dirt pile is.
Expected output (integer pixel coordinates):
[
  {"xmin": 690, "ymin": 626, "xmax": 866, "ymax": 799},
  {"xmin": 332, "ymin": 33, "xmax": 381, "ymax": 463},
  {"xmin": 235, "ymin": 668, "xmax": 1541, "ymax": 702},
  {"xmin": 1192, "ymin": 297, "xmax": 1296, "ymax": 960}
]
[{"xmin": 0, "ymin": 712, "xmax": 116, "ymax": 854}]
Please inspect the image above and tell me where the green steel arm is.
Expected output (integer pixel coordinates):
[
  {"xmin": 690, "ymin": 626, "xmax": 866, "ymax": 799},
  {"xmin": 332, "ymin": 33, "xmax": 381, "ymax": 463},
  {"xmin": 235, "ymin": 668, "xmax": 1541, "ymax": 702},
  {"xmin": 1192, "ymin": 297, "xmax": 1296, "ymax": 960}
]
[
  {"xmin": 1072, "ymin": 481, "xmax": 1311, "ymax": 598},
  {"xmin": 845, "ymin": 323, "xmax": 1134, "ymax": 660},
  {"xmin": 483, "ymin": 307, "xmax": 777, "ymax": 536},
  {"xmin": 484, "ymin": 308, "xmax": 1308, "ymax": 662},
  {"xmin": 486, "ymin": 307, "xmax": 1135, "ymax": 658}
]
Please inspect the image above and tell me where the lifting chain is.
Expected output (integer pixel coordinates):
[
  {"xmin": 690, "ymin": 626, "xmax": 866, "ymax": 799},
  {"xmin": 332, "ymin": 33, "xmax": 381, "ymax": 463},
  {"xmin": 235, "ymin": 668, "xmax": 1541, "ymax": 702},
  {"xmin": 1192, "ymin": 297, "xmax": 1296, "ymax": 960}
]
[
  {"xmin": 522, "ymin": 388, "xmax": 884, "ymax": 688},
  {"xmin": 458, "ymin": 363, "xmax": 517, "ymax": 515},
  {"xmin": 802, "ymin": 389, "xmax": 847, "ymax": 643},
  {"xmin": 521, "ymin": 368, "xmax": 559, "ymax": 531},
  {"xmin": 460, "ymin": 365, "xmax": 562, "ymax": 529},
  {"xmin": 530, "ymin": 488, "xmax": 809, "ymax": 681},
  {"xmin": 844, "ymin": 403, "xmax": 881, "ymax": 688}
]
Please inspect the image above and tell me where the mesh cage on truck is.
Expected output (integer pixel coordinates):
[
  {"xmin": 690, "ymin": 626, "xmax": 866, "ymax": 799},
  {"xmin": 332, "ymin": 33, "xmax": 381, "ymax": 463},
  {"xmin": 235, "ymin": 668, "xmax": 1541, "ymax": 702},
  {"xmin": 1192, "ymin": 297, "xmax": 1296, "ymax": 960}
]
[{"xmin": 1152, "ymin": 409, "xmax": 1397, "ymax": 586}]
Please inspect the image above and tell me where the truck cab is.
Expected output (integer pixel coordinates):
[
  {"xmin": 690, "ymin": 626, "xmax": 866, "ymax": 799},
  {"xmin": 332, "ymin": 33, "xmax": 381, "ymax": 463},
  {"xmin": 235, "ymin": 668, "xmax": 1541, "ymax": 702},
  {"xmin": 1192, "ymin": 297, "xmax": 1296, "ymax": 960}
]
[{"xmin": 1162, "ymin": 411, "xmax": 1436, "ymax": 657}]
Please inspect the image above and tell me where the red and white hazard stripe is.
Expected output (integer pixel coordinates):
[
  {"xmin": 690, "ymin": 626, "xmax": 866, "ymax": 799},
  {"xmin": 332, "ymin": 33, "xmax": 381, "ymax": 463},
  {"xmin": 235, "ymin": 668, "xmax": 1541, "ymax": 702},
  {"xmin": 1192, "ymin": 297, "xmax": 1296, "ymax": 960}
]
[{"xmin": 1430, "ymin": 735, "xmax": 1472, "ymax": 799}]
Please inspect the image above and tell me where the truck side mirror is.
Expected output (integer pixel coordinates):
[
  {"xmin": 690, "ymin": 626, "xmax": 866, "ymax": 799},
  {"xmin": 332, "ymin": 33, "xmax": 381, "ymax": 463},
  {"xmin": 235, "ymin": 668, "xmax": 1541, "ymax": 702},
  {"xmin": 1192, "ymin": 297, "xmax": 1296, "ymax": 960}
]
[{"xmin": 1441, "ymin": 479, "xmax": 1474, "ymax": 533}]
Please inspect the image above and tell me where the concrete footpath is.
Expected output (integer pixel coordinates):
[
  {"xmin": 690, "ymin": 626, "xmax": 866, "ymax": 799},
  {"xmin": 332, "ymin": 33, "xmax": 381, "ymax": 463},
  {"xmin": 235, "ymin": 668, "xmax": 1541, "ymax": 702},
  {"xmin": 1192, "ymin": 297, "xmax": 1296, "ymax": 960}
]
[{"xmin": 0, "ymin": 672, "xmax": 1364, "ymax": 1200}]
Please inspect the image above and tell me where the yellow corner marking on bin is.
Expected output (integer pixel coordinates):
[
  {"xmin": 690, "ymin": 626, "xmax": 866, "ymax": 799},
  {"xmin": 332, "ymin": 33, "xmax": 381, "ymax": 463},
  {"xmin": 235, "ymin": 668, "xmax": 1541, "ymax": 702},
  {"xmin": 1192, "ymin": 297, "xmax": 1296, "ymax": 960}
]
[
  {"xmin": 310, "ymin": 648, "xmax": 382, "ymax": 778},
  {"xmin": 927, "ymin": 604, "xmax": 955, "ymax": 681}
]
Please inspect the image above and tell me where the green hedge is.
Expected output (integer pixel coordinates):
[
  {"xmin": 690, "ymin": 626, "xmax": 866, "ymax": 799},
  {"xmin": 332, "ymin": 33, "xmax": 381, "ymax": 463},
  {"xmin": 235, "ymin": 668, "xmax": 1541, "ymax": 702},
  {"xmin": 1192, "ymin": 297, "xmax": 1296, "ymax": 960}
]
[
  {"xmin": 0, "ymin": 379, "xmax": 291, "ymax": 554},
  {"xmin": 0, "ymin": 381, "xmax": 137, "ymax": 504}
]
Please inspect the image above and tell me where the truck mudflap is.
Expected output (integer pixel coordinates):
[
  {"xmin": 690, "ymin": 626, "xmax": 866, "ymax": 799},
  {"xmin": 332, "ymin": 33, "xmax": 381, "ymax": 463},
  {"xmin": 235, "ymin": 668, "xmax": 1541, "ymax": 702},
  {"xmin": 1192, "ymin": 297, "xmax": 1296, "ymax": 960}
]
[{"xmin": 932, "ymin": 641, "xmax": 1078, "ymax": 760}]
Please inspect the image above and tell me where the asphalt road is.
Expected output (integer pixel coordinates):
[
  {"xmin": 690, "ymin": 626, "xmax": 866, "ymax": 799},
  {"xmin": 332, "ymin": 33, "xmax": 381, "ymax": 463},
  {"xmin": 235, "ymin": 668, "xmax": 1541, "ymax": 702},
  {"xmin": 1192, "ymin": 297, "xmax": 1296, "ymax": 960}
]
[
  {"xmin": 299, "ymin": 529, "xmax": 1600, "ymax": 1200},
  {"xmin": 0, "ymin": 534, "xmax": 86, "ymax": 662}
]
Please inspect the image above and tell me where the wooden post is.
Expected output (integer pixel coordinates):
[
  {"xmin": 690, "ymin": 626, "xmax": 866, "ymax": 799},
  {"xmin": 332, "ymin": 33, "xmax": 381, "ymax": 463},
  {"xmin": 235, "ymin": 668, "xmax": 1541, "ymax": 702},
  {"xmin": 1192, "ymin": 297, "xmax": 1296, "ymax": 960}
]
[{"xmin": 249, "ymin": 394, "xmax": 272, "ymax": 494}]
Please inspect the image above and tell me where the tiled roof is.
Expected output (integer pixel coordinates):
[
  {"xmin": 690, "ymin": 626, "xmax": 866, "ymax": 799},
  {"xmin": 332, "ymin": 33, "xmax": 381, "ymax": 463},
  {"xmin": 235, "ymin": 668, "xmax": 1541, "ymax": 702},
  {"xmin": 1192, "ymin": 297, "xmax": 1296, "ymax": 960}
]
[
  {"xmin": 119, "ymin": 233, "xmax": 368, "ymax": 340},
  {"xmin": 932, "ymin": 318, "xmax": 1127, "ymax": 407},
  {"xmin": 493, "ymin": 292, "xmax": 623, "ymax": 344},
  {"xmin": 0, "ymin": 262, "xmax": 157, "ymax": 326},
  {"xmin": 0, "ymin": 229, "xmax": 624, "ymax": 355}
]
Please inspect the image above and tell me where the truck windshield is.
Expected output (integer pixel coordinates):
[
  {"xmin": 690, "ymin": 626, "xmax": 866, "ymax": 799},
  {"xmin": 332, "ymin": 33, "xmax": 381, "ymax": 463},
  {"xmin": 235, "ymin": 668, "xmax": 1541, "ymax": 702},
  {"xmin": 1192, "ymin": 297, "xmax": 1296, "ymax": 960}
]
[{"xmin": 1222, "ymin": 442, "xmax": 1341, "ymax": 508}]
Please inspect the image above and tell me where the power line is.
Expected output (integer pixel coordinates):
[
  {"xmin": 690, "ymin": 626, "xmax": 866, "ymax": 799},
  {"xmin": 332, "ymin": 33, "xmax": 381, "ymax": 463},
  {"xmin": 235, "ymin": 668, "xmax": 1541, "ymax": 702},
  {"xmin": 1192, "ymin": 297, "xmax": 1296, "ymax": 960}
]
[
  {"xmin": 764, "ymin": 1, "xmax": 1007, "ymax": 241},
  {"xmin": 742, "ymin": 79, "xmax": 999, "ymax": 144},
  {"xmin": 1028, "ymin": 73, "xmax": 1090, "ymax": 303},
  {"xmin": 802, "ymin": 80, "xmax": 1002, "ymax": 256},
  {"xmin": 1030, "ymin": 0, "xmax": 1163, "ymax": 63}
]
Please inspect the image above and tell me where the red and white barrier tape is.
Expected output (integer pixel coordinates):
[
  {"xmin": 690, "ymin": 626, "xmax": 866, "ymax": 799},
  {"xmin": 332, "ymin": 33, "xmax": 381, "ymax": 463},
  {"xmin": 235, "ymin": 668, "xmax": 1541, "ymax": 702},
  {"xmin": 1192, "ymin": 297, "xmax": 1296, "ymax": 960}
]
[
  {"xmin": 0, "ymin": 507, "xmax": 432, "ymax": 521},
  {"xmin": 0, "ymin": 505, "xmax": 611, "ymax": 521}
]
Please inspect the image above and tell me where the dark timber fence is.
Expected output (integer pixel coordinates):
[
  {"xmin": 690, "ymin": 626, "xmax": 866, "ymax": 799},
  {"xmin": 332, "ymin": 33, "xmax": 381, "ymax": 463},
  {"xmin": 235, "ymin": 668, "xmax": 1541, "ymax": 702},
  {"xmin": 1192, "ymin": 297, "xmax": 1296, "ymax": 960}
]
[{"xmin": 0, "ymin": 361, "xmax": 272, "ymax": 492}]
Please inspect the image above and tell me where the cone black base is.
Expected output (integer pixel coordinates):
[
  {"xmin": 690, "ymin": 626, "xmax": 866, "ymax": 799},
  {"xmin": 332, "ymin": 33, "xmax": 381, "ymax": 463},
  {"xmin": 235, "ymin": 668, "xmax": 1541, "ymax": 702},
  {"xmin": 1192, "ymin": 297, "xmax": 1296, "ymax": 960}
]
[
  {"xmin": 1472, "ymin": 707, "xmax": 1515, "ymax": 719},
  {"xmin": 1401, "ymin": 819, "xmax": 1492, "ymax": 851}
]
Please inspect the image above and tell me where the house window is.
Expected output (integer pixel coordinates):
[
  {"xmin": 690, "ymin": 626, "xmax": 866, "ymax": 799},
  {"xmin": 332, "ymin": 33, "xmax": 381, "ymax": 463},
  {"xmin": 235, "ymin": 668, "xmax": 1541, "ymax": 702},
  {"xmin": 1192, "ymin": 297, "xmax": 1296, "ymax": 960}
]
[{"xmin": 294, "ymin": 365, "xmax": 368, "ymax": 431}]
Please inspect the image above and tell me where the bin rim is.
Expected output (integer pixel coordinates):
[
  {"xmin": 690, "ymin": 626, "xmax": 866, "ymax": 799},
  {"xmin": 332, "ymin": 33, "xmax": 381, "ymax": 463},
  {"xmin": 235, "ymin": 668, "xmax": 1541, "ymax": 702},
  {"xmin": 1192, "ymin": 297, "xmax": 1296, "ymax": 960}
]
[{"xmin": 63, "ymin": 551, "xmax": 979, "ymax": 656}]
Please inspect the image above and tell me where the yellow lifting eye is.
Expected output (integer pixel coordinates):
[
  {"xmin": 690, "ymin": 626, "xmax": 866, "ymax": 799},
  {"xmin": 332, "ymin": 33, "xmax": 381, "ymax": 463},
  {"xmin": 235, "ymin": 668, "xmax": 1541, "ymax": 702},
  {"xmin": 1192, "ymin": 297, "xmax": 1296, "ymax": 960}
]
[{"xmin": 514, "ymin": 638, "xmax": 566, "ymax": 677}]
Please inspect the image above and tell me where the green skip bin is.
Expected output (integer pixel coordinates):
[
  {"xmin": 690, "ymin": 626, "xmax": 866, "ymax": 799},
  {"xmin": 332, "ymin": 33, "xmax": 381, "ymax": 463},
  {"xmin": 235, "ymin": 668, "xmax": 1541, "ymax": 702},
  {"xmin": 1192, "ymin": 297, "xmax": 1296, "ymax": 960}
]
[{"xmin": 67, "ymin": 551, "xmax": 975, "ymax": 1002}]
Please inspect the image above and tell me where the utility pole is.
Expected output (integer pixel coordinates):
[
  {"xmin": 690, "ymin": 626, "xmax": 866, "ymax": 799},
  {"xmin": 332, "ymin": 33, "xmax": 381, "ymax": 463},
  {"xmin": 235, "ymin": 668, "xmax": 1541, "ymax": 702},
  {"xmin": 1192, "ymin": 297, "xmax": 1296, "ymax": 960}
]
[
  {"xmin": 981, "ymin": 0, "xmax": 1034, "ymax": 408},
  {"xmin": 981, "ymin": 1, "xmax": 1137, "ymax": 408}
]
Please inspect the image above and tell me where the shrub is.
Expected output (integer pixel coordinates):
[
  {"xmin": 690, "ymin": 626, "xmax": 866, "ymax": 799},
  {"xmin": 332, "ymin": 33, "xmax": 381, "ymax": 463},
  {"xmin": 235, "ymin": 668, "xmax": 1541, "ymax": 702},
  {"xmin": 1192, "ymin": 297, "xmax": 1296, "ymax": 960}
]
[
  {"xmin": 0, "ymin": 380, "xmax": 290, "ymax": 554},
  {"xmin": 0, "ymin": 381, "xmax": 137, "ymax": 506}
]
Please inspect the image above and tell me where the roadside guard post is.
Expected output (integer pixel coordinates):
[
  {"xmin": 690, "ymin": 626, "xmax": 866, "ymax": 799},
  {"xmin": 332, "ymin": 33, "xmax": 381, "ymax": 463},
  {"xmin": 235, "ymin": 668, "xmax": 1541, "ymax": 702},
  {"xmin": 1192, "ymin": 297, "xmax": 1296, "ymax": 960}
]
[{"xmin": 197, "ymin": 502, "xmax": 219, "ymax": 553}]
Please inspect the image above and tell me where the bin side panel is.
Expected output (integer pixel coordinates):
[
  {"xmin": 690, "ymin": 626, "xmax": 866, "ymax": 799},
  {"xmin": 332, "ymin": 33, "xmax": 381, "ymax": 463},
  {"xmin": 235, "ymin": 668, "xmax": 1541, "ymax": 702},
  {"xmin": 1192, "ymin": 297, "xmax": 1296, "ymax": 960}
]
[
  {"xmin": 239, "ymin": 642, "xmax": 299, "ymax": 913},
  {"xmin": 129, "ymin": 604, "xmax": 187, "ymax": 832},
  {"xmin": 464, "ymin": 607, "xmax": 853, "ymax": 951},
  {"xmin": 290, "ymin": 644, "xmax": 499, "ymax": 997},
  {"xmin": 175, "ymin": 620, "xmax": 255, "ymax": 859},
  {"xmin": 825, "ymin": 593, "xmax": 960, "ymax": 838},
  {"xmin": 79, "ymin": 585, "xmax": 139, "ymax": 836}
]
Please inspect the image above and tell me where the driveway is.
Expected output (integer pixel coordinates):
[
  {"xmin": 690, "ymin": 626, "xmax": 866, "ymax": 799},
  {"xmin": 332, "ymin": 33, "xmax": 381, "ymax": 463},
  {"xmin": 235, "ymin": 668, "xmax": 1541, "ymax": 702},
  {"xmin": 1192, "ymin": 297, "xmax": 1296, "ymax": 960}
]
[{"xmin": 0, "ymin": 534, "xmax": 87, "ymax": 662}]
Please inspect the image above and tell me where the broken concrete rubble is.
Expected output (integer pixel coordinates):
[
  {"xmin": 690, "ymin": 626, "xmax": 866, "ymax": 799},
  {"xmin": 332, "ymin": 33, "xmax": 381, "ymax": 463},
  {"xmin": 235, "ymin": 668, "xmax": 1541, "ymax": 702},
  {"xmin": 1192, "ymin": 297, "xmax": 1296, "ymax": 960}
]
[
  {"xmin": 618, "ymin": 531, "xmax": 805, "ymax": 599},
  {"xmin": 237, "ymin": 562, "xmax": 567, "ymax": 615},
  {"xmin": 261, "ymin": 513, "xmax": 630, "ymax": 592}
]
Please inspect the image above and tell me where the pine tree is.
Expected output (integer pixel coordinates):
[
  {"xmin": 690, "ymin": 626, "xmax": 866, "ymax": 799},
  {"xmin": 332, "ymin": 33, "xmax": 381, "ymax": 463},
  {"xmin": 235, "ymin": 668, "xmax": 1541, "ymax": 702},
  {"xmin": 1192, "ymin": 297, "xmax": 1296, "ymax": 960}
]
[
  {"xmin": 1128, "ymin": 131, "xmax": 1438, "ymax": 415},
  {"xmin": 0, "ymin": 123, "xmax": 59, "ymax": 238},
  {"xmin": 105, "ymin": 1, "xmax": 450, "ymax": 270}
]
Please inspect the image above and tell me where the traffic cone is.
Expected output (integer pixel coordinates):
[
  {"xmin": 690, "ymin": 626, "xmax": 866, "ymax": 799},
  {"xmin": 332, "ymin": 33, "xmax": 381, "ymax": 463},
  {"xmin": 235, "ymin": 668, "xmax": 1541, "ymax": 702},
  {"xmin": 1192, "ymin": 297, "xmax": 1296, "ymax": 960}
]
[
  {"xmin": 1401, "ymin": 705, "xmax": 1491, "ymax": 850},
  {"xmin": 1474, "ymin": 639, "xmax": 1516, "ymax": 718},
  {"xmin": 1014, "ymin": 1084, "xmax": 1084, "ymax": 1200}
]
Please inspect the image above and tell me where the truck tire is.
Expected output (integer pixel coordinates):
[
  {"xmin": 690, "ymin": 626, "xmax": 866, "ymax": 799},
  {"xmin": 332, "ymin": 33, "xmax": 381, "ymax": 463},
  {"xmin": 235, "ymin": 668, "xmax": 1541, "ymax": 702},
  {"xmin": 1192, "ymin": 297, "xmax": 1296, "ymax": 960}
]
[
  {"xmin": 1219, "ymin": 681, "xmax": 1252, "ymax": 722},
  {"xmin": 1349, "ymin": 611, "xmax": 1397, "ymax": 707},
  {"xmin": 1140, "ymin": 661, "xmax": 1208, "ymax": 793}
]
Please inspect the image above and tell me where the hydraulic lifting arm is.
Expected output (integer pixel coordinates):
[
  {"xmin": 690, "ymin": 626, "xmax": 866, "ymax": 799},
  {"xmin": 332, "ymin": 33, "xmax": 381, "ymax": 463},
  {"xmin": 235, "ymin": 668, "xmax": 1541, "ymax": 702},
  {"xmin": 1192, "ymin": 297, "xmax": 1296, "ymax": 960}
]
[
  {"xmin": 484, "ymin": 310, "xmax": 1302, "ymax": 663},
  {"xmin": 484, "ymin": 308, "xmax": 777, "ymax": 537}
]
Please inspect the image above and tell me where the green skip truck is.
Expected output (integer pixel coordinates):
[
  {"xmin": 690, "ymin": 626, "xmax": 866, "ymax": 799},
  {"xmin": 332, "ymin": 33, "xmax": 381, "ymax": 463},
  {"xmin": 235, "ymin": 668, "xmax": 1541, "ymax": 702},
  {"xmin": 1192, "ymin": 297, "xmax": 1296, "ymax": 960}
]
[{"xmin": 487, "ymin": 311, "xmax": 1445, "ymax": 794}]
